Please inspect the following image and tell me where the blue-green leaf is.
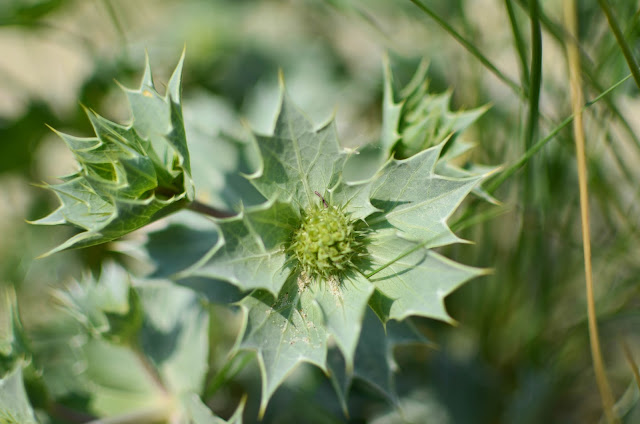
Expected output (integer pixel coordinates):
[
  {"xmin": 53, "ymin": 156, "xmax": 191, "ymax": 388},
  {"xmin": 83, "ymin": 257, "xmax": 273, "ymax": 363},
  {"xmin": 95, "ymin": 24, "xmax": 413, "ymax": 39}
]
[
  {"xmin": 185, "ymin": 199, "xmax": 298, "ymax": 295},
  {"xmin": 370, "ymin": 146, "xmax": 482, "ymax": 246},
  {"xmin": 31, "ymin": 53, "xmax": 194, "ymax": 255},
  {"xmin": 367, "ymin": 234, "xmax": 488, "ymax": 323}
]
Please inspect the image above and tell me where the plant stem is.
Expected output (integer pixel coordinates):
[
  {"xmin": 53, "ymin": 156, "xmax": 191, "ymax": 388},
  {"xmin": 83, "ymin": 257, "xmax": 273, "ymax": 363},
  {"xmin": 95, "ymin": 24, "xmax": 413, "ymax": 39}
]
[
  {"xmin": 187, "ymin": 200, "xmax": 235, "ymax": 218},
  {"xmin": 564, "ymin": 2, "xmax": 618, "ymax": 423},
  {"xmin": 522, "ymin": 0, "xmax": 542, "ymax": 211},
  {"xmin": 204, "ymin": 351, "xmax": 254, "ymax": 400},
  {"xmin": 595, "ymin": 8, "xmax": 640, "ymax": 76}
]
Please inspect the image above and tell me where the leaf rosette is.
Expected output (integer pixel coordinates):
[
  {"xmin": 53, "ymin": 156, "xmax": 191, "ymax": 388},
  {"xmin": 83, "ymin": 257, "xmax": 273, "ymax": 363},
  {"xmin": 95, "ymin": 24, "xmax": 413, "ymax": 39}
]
[
  {"xmin": 31, "ymin": 53, "xmax": 194, "ymax": 256},
  {"xmin": 183, "ymin": 76, "xmax": 490, "ymax": 415}
]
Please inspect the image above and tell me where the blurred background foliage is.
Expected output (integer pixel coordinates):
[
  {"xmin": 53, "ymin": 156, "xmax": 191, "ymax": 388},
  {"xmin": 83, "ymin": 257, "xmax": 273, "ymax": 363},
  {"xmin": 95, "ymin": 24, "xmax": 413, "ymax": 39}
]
[{"xmin": 1, "ymin": 0, "xmax": 639, "ymax": 422}]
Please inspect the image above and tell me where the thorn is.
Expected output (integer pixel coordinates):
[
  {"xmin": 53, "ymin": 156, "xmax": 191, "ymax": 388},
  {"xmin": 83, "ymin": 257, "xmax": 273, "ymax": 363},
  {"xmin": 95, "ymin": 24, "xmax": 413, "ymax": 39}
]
[{"xmin": 314, "ymin": 191, "xmax": 329, "ymax": 208}]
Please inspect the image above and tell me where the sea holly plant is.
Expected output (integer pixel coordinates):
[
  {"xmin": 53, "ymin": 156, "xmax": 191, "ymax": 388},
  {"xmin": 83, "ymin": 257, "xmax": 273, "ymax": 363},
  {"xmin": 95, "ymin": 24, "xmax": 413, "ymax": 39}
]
[
  {"xmin": 30, "ymin": 52, "xmax": 195, "ymax": 256},
  {"xmin": 351, "ymin": 57, "xmax": 497, "ymax": 203},
  {"xmin": 178, "ymin": 75, "xmax": 490, "ymax": 415},
  {"xmin": 25, "ymin": 54, "xmax": 492, "ymax": 420}
]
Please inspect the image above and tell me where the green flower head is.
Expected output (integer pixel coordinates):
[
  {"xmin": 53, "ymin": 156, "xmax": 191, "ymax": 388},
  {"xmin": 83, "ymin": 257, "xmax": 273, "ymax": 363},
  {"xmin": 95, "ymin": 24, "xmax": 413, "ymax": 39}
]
[{"xmin": 290, "ymin": 198, "xmax": 369, "ymax": 279}]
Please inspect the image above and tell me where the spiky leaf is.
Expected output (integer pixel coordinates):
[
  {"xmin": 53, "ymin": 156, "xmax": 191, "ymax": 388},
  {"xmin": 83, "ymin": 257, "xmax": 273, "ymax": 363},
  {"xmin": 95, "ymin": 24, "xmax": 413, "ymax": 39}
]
[
  {"xmin": 369, "ymin": 146, "xmax": 482, "ymax": 247},
  {"xmin": 249, "ymin": 81, "xmax": 376, "ymax": 219},
  {"xmin": 31, "ymin": 53, "xmax": 194, "ymax": 255},
  {"xmin": 185, "ymin": 199, "xmax": 298, "ymax": 295},
  {"xmin": 237, "ymin": 280, "xmax": 326, "ymax": 417},
  {"xmin": 382, "ymin": 58, "xmax": 488, "ymax": 158},
  {"xmin": 327, "ymin": 309, "xmax": 429, "ymax": 412},
  {"xmin": 367, "ymin": 234, "xmax": 488, "ymax": 323}
]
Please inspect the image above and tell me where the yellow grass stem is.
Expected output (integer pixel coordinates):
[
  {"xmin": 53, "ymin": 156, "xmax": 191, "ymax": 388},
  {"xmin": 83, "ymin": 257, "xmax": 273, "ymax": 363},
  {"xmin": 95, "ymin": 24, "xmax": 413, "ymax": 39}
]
[{"xmin": 564, "ymin": 1, "xmax": 618, "ymax": 423}]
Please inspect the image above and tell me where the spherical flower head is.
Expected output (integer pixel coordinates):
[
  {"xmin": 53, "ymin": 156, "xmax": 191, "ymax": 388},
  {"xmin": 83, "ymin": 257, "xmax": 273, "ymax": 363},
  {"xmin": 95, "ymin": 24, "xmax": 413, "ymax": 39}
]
[{"xmin": 290, "ymin": 204, "xmax": 367, "ymax": 279}]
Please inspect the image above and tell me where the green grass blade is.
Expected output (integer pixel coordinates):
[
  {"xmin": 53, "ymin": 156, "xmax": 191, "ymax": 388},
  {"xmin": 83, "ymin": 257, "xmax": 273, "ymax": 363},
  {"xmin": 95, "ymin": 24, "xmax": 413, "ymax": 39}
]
[
  {"xmin": 525, "ymin": 0, "xmax": 542, "ymax": 150},
  {"xmin": 522, "ymin": 0, "xmax": 543, "ymax": 206},
  {"xmin": 598, "ymin": 0, "xmax": 640, "ymax": 91},
  {"xmin": 504, "ymin": 0, "xmax": 530, "ymax": 91},
  {"xmin": 595, "ymin": 8, "xmax": 640, "ymax": 75}
]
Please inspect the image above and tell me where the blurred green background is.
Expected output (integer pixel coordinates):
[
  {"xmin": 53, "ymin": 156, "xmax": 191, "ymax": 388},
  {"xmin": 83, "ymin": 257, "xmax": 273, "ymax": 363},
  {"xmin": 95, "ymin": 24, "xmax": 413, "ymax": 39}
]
[{"xmin": 1, "ymin": 0, "xmax": 639, "ymax": 422}]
